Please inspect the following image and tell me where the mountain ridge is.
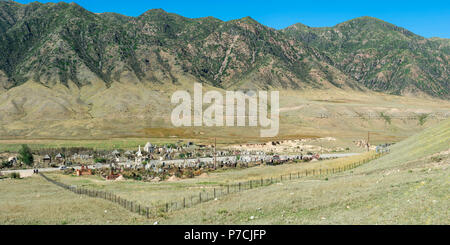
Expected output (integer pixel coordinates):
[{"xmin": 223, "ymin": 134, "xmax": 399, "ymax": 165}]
[
  {"xmin": 283, "ymin": 16, "xmax": 449, "ymax": 98},
  {"xmin": 0, "ymin": 1, "xmax": 448, "ymax": 99}
]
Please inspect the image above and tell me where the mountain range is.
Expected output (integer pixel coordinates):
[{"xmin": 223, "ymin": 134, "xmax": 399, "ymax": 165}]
[
  {"xmin": 0, "ymin": 1, "xmax": 448, "ymax": 98},
  {"xmin": 0, "ymin": 1, "xmax": 449, "ymax": 139}
]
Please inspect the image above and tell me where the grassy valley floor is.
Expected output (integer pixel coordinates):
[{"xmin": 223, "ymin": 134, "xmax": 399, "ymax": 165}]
[{"xmin": 0, "ymin": 119, "xmax": 448, "ymax": 224}]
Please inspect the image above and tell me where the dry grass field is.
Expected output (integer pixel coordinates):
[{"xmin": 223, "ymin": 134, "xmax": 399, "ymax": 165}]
[
  {"xmin": 0, "ymin": 176, "xmax": 148, "ymax": 225},
  {"xmin": 1, "ymin": 89, "xmax": 449, "ymax": 152},
  {"xmin": 0, "ymin": 119, "xmax": 448, "ymax": 224},
  {"xmin": 160, "ymin": 119, "xmax": 449, "ymax": 224}
]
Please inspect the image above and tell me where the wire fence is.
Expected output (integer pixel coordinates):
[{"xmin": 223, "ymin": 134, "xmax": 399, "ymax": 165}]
[
  {"xmin": 40, "ymin": 152, "xmax": 386, "ymax": 218},
  {"xmin": 314, "ymin": 113, "xmax": 449, "ymax": 120},
  {"xmin": 40, "ymin": 172, "xmax": 156, "ymax": 218}
]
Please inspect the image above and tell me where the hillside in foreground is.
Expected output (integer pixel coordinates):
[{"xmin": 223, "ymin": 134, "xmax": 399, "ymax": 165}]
[
  {"xmin": 1, "ymin": 119, "xmax": 448, "ymax": 224},
  {"xmin": 161, "ymin": 118, "xmax": 450, "ymax": 224}
]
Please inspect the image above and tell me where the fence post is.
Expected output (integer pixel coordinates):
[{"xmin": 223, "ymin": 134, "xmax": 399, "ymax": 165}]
[
  {"xmin": 199, "ymin": 192, "xmax": 202, "ymax": 203},
  {"xmin": 183, "ymin": 197, "xmax": 186, "ymax": 208},
  {"xmin": 239, "ymin": 182, "xmax": 241, "ymax": 191},
  {"xmin": 250, "ymin": 181, "xmax": 252, "ymax": 189},
  {"xmin": 147, "ymin": 207, "xmax": 149, "ymax": 218},
  {"xmin": 214, "ymin": 188, "xmax": 216, "ymax": 198},
  {"xmin": 165, "ymin": 203, "xmax": 168, "ymax": 212},
  {"xmin": 227, "ymin": 185, "xmax": 229, "ymax": 194}
]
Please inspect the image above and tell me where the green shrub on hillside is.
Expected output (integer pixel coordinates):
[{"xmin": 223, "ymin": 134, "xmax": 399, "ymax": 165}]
[
  {"xmin": 418, "ymin": 114, "xmax": 428, "ymax": 126},
  {"xmin": 18, "ymin": 144, "xmax": 33, "ymax": 166},
  {"xmin": 9, "ymin": 172, "xmax": 20, "ymax": 179},
  {"xmin": 94, "ymin": 158, "xmax": 107, "ymax": 163},
  {"xmin": 379, "ymin": 112, "xmax": 392, "ymax": 125}
]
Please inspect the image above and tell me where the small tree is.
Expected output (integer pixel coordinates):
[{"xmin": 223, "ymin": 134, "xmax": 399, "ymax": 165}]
[
  {"xmin": 379, "ymin": 112, "xmax": 391, "ymax": 125},
  {"xmin": 18, "ymin": 144, "xmax": 34, "ymax": 166},
  {"xmin": 1, "ymin": 161, "xmax": 12, "ymax": 169},
  {"xmin": 418, "ymin": 113, "xmax": 428, "ymax": 126},
  {"xmin": 94, "ymin": 157, "xmax": 107, "ymax": 163}
]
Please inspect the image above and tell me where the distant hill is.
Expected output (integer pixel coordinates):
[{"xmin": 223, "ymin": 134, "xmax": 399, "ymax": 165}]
[
  {"xmin": 283, "ymin": 17, "xmax": 449, "ymax": 98},
  {"xmin": 0, "ymin": 1, "xmax": 448, "ymax": 98}
]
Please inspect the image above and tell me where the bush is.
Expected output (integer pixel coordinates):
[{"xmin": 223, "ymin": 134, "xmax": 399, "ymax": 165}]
[
  {"xmin": 431, "ymin": 156, "xmax": 442, "ymax": 162},
  {"xmin": 184, "ymin": 169, "xmax": 194, "ymax": 178},
  {"xmin": 94, "ymin": 158, "xmax": 107, "ymax": 163},
  {"xmin": 418, "ymin": 114, "xmax": 428, "ymax": 126},
  {"xmin": 122, "ymin": 169, "xmax": 142, "ymax": 180},
  {"xmin": 18, "ymin": 144, "xmax": 33, "ymax": 166},
  {"xmin": 174, "ymin": 169, "xmax": 182, "ymax": 178},
  {"xmin": 63, "ymin": 168, "xmax": 75, "ymax": 175},
  {"xmin": 9, "ymin": 172, "xmax": 20, "ymax": 179},
  {"xmin": 1, "ymin": 161, "xmax": 12, "ymax": 169},
  {"xmin": 379, "ymin": 112, "xmax": 392, "ymax": 125}
]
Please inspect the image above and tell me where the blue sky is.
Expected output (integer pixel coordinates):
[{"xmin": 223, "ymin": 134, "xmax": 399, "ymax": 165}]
[{"xmin": 15, "ymin": 0, "xmax": 450, "ymax": 38}]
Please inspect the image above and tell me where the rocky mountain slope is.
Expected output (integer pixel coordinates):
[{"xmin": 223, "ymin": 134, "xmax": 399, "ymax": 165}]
[
  {"xmin": 0, "ymin": 1, "xmax": 358, "ymax": 92},
  {"xmin": 0, "ymin": 1, "xmax": 448, "ymax": 138},
  {"xmin": 1, "ymin": 1, "xmax": 448, "ymax": 97},
  {"xmin": 283, "ymin": 17, "xmax": 449, "ymax": 98}
]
